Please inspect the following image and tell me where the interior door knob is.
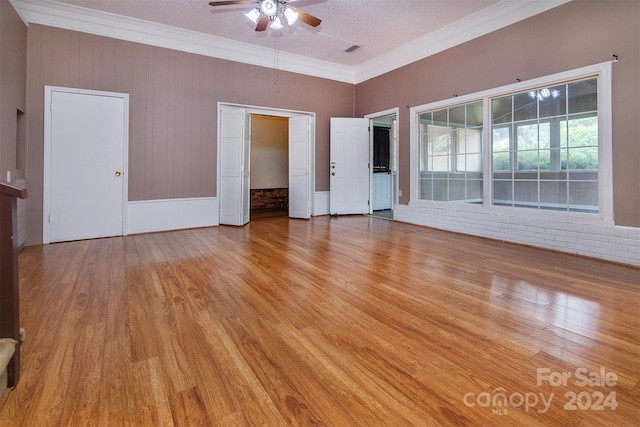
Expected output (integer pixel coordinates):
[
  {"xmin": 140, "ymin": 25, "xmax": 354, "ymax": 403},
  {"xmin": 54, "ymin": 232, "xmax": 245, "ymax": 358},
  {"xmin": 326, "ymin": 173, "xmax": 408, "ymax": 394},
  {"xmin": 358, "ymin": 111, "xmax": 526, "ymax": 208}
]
[{"xmin": 115, "ymin": 171, "xmax": 122, "ymax": 177}]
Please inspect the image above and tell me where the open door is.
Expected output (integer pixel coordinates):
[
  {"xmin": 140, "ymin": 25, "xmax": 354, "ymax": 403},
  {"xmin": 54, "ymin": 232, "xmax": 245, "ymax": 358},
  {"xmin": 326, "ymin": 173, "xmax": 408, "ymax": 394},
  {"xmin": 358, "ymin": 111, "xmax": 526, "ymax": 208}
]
[
  {"xmin": 289, "ymin": 116, "xmax": 311, "ymax": 219},
  {"xmin": 219, "ymin": 107, "xmax": 250, "ymax": 226},
  {"xmin": 330, "ymin": 118, "xmax": 370, "ymax": 215},
  {"xmin": 367, "ymin": 110, "xmax": 399, "ymax": 218},
  {"xmin": 218, "ymin": 104, "xmax": 315, "ymax": 225}
]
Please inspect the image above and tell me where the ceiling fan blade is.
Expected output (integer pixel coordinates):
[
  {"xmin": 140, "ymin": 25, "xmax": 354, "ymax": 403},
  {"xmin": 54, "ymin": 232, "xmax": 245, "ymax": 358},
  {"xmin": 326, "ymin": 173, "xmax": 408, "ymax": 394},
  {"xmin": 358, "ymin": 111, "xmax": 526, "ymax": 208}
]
[
  {"xmin": 255, "ymin": 15, "xmax": 270, "ymax": 31},
  {"xmin": 208, "ymin": 0, "xmax": 256, "ymax": 6},
  {"xmin": 289, "ymin": 6, "xmax": 321, "ymax": 27}
]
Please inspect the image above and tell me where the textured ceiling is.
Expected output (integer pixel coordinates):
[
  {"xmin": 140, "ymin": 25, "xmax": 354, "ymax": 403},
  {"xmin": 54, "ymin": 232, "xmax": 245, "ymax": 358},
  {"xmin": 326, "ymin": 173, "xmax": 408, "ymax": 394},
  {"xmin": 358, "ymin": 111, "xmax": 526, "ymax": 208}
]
[{"xmin": 48, "ymin": 0, "xmax": 501, "ymax": 67}]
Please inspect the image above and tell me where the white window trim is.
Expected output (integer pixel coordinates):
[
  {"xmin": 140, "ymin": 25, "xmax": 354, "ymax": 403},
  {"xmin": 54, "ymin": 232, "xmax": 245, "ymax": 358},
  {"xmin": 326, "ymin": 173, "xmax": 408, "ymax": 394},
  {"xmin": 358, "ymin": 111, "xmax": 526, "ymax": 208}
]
[{"xmin": 409, "ymin": 61, "xmax": 613, "ymax": 225}]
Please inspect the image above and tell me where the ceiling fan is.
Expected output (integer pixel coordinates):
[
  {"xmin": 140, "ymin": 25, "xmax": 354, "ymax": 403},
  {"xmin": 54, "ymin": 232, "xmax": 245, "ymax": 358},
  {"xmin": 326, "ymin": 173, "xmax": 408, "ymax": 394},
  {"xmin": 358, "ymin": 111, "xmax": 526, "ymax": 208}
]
[{"xmin": 209, "ymin": 0, "xmax": 321, "ymax": 32}]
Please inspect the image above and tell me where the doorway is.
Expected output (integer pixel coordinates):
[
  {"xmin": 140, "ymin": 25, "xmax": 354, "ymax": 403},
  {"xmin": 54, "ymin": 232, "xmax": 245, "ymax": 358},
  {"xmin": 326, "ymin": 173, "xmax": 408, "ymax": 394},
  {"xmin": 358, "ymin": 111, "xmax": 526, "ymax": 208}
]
[
  {"xmin": 218, "ymin": 103, "xmax": 315, "ymax": 226},
  {"xmin": 250, "ymin": 115, "xmax": 289, "ymax": 220},
  {"xmin": 366, "ymin": 109, "xmax": 398, "ymax": 219}
]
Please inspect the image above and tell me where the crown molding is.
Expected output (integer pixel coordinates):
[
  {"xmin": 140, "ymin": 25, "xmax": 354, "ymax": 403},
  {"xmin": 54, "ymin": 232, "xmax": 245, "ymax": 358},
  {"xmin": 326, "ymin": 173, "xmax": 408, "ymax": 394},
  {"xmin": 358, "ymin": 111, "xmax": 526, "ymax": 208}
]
[
  {"xmin": 10, "ymin": 0, "xmax": 570, "ymax": 85},
  {"xmin": 10, "ymin": 0, "xmax": 357, "ymax": 83},
  {"xmin": 353, "ymin": 0, "xmax": 571, "ymax": 84}
]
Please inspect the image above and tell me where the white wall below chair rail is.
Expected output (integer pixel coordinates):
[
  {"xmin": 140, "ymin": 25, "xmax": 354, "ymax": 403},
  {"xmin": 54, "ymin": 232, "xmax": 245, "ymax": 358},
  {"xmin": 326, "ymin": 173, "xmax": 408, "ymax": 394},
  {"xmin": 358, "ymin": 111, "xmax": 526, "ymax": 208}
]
[
  {"xmin": 314, "ymin": 191, "xmax": 330, "ymax": 216},
  {"xmin": 393, "ymin": 204, "xmax": 640, "ymax": 267},
  {"xmin": 128, "ymin": 197, "xmax": 219, "ymax": 235}
]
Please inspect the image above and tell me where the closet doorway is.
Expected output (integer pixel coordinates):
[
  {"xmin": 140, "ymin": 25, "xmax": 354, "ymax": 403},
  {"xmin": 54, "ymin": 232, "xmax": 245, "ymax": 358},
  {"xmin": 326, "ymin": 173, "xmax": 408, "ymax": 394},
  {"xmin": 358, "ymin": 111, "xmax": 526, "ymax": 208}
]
[
  {"xmin": 250, "ymin": 115, "xmax": 289, "ymax": 220},
  {"xmin": 218, "ymin": 103, "xmax": 315, "ymax": 226}
]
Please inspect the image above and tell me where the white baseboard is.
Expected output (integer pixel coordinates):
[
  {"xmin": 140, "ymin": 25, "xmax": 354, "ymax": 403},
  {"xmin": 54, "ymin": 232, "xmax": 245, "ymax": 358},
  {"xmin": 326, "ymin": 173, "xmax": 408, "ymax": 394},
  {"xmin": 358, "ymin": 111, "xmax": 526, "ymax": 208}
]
[
  {"xmin": 128, "ymin": 197, "xmax": 218, "ymax": 235},
  {"xmin": 314, "ymin": 191, "xmax": 330, "ymax": 216}
]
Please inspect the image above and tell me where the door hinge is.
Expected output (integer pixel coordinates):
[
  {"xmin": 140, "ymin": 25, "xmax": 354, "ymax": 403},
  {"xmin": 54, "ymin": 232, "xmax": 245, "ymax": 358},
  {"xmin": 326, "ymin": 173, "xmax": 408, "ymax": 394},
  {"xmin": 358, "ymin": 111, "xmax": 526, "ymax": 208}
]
[
  {"xmin": 48, "ymin": 213, "xmax": 52, "ymax": 223},
  {"xmin": 368, "ymin": 200, "xmax": 370, "ymax": 206},
  {"xmin": 368, "ymin": 163, "xmax": 370, "ymax": 169}
]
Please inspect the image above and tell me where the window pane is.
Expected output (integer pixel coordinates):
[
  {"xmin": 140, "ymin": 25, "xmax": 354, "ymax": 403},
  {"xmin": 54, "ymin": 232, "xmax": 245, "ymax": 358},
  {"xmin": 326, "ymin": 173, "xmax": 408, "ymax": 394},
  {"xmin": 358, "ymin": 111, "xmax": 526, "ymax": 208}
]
[
  {"xmin": 538, "ymin": 122, "xmax": 551, "ymax": 149},
  {"xmin": 467, "ymin": 102, "xmax": 483, "ymax": 127},
  {"xmin": 568, "ymin": 78, "xmax": 597, "ymax": 114},
  {"xmin": 467, "ymin": 179, "xmax": 483, "ymax": 201},
  {"xmin": 465, "ymin": 129, "xmax": 482, "ymax": 153},
  {"xmin": 514, "ymin": 181, "xmax": 538, "ymax": 203},
  {"xmin": 514, "ymin": 92, "xmax": 537, "ymax": 121},
  {"xmin": 538, "ymin": 149, "xmax": 551, "ymax": 170},
  {"xmin": 493, "ymin": 152, "xmax": 510, "ymax": 171},
  {"xmin": 449, "ymin": 180, "xmax": 466, "ymax": 201},
  {"xmin": 433, "ymin": 179, "xmax": 448, "ymax": 201},
  {"xmin": 419, "ymin": 178, "xmax": 432, "ymax": 199},
  {"xmin": 449, "ymin": 105, "xmax": 465, "ymax": 126},
  {"xmin": 492, "ymin": 96, "xmax": 512, "ymax": 124},
  {"xmin": 517, "ymin": 151, "xmax": 539, "ymax": 170},
  {"xmin": 430, "ymin": 125, "xmax": 450, "ymax": 155},
  {"xmin": 568, "ymin": 147, "xmax": 598, "ymax": 170},
  {"xmin": 466, "ymin": 154, "xmax": 482, "ymax": 172},
  {"xmin": 568, "ymin": 116, "xmax": 598, "ymax": 148},
  {"xmin": 492, "ymin": 126, "xmax": 510, "ymax": 152},
  {"xmin": 569, "ymin": 181, "xmax": 598, "ymax": 208},
  {"xmin": 539, "ymin": 85, "xmax": 566, "ymax": 118},
  {"xmin": 432, "ymin": 155, "xmax": 449, "ymax": 171},
  {"xmin": 433, "ymin": 109, "xmax": 448, "ymax": 125},
  {"xmin": 516, "ymin": 123, "xmax": 538, "ymax": 150},
  {"xmin": 493, "ymin": 181, "xmax": 512, "ymax": 204},
  {"xmin": 540, "ymin": 181, "xmax": 567, "ymax": 205}
]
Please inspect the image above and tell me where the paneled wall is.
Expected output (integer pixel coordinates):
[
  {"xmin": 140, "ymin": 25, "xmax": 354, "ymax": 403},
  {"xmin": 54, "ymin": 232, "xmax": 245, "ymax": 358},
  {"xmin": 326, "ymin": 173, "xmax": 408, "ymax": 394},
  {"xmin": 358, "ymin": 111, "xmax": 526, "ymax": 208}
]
[
  {"xmin": 0, "ymin": 1, "xmax": 26, "ymax": 184},
  {"xmin": 25, "ymin": 24, "xmax": 354, "ymax": 245},
  {"xmin": 355, "ymin": 0, "xmax": 639, "ymax": 228}
]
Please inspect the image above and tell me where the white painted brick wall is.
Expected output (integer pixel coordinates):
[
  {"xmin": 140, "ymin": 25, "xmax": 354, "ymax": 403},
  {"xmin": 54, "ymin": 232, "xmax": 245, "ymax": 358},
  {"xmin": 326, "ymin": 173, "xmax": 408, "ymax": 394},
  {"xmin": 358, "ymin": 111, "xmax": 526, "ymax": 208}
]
[{"xmin": 394, "ymin": 204, "xmax": 640, "ymax": 266}]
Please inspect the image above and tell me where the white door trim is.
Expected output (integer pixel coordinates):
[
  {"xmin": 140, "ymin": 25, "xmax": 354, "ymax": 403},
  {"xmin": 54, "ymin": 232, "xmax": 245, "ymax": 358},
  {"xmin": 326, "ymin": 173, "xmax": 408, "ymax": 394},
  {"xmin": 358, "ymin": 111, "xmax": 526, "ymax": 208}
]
[
  {"xmin": 217, "ymin": 102, "xmax": 316, "ymax": 223},
  {"xmin": 43, "ymin": 86, "xmax": 129, "ymax": 243}
]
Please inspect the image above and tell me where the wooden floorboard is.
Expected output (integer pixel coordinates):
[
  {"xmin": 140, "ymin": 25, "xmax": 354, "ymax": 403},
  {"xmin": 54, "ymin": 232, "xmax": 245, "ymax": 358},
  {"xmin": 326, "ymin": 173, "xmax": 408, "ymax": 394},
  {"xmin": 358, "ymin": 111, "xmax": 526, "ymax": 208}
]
[{"xmin": 1, "ymin": 216, "xmax": 638, "ymax": 426}]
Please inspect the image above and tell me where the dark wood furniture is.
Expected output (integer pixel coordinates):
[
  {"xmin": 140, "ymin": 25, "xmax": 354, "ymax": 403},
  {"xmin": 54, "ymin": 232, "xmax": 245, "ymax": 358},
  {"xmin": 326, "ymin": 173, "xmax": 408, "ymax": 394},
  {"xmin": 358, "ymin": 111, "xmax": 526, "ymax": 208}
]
[{"xmin": 0, "ymin": 181, "xmax": 28, "ymax": 387}]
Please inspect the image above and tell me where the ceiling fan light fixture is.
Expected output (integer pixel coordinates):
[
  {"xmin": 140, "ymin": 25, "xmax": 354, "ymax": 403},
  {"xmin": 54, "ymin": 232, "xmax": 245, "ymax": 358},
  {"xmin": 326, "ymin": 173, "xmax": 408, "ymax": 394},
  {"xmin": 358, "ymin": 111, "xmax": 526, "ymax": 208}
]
[
  {"xmin": 244, "ymin": 8, "xmax": 260, "ymax": 24},
  {"xmin": 270, "ymin": 16, "xmax": 283, "ymax": 30},
  {"xmin": 284, "ymin": 7, "xmax": 299, "ymax": 25},
  {"xmin": 260, "ymin": 0, "xmax": 278, "ymax": 17}
]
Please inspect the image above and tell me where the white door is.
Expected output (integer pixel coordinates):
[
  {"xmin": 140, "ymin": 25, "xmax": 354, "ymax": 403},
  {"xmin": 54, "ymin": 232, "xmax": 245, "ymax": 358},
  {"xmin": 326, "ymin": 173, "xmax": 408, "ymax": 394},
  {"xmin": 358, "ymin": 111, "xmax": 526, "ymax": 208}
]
[
  {"xmin": 242, "ymin": 113, "xmax": 251, "ymax": 225},
  {"xmin": 219, "ymin": 107, "xmax": 249, "ymax": 226},
  {"xmin": 44, "ymin": 87, "xmax": 128, "ymax": 243},
  {"xmin": 289, "ymin": 116, "xmax": 311, "ymax": 219},
  {"xmin": 330, "ymin": 118, "xmax": 370, "ymax": 215},
  {"xmin": 372, "ymin": 173, "xmax": 392, "ymax": 210}
]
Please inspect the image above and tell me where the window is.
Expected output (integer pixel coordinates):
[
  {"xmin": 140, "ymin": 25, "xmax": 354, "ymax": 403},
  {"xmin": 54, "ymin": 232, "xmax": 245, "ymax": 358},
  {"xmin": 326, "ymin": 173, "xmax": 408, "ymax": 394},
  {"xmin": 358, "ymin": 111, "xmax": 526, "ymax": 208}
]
[
  {"xmin": 491, "ymin": 77, "xmax": 599, "ymax": 212},
  {"xmin": 418, "ymin": 101, "xmax": 483, "ymax": 203},
  {"xmin": 373, "ymin": 126, "xmax": 391, "ymax": 172},
  {"xmin": 411, "ymin": 62, "xmax": 611, "ymax": 220}
]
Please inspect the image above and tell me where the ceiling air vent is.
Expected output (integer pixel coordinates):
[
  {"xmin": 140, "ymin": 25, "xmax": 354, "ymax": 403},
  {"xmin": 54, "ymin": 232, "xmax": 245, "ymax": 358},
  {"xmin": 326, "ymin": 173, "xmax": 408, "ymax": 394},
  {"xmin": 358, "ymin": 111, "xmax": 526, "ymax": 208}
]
[{"xmin": 344, "ymin": 45, "xmax": 361, "ymax": 53}]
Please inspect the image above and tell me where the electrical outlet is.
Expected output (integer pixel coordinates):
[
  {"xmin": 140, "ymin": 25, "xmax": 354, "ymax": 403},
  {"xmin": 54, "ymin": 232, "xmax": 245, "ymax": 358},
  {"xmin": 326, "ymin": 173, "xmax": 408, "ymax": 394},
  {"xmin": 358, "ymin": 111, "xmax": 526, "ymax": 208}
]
[
  {"xmin": 398, "ymin": 189, "xmax": 402, "ymax": 197},
  {"xmin": 6, "ymin": 171, "xmax": 11, "ymax": 183}
]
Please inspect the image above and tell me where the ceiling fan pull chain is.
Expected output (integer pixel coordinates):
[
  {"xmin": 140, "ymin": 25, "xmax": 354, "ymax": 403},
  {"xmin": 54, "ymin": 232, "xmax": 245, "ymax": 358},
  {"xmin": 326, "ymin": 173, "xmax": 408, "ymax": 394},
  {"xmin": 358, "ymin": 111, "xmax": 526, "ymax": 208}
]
[{"xmin": 274, "ymin": 37, "xmax": 279, "ymax": 85}]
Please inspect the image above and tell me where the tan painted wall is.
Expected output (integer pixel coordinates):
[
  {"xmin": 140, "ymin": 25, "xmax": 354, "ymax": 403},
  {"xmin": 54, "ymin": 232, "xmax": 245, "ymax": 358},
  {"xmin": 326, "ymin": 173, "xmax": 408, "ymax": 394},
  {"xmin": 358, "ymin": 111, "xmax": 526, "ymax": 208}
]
[
  {"xmin": 355, "ymin": 0, "xmax": 640, "ymax": 227},
  {"xmin": 0, "ymin": 1, "xmax": 26, "ymax": 184},
  {"xmin": 24, "ymin": 24, "xmax": 354, "ymax": 245}
]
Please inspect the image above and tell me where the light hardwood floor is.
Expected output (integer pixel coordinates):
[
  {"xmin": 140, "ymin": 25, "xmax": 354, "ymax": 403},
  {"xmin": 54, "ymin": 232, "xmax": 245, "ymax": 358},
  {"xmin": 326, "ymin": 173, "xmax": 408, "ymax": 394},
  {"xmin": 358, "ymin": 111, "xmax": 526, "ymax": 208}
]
[{"xmin": 0, "ymin": 216, "xmax": 638, "ymax": 426}]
